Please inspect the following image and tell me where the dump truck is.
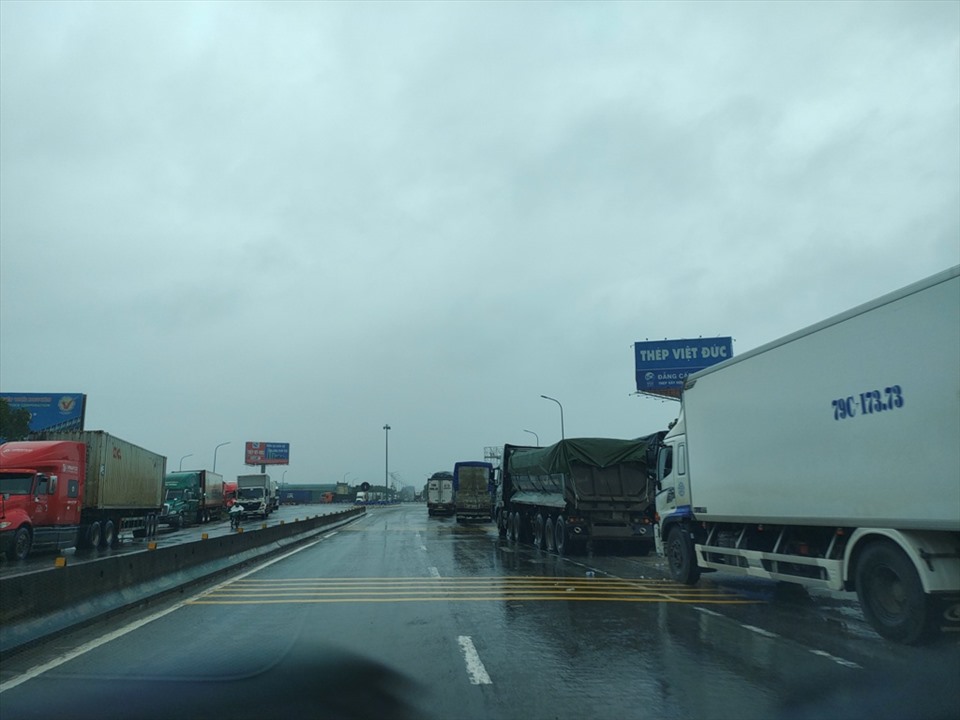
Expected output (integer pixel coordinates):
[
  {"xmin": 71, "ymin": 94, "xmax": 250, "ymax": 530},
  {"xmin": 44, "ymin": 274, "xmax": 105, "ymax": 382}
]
[
  {"xmin": 160, "ymin": 470, "xmax": 225, "ymax": 527},
  {"xmin": 453, "ymin": 461, "xmax": 494, "ymax": 522},
  {"xmin": 497, "ymin": 435, "xmax": 663, "ymax": 555},
  {"xmin": 656, "ymin": 265, "xmax": 960, "ymax": 644},
  {"xmin": 0, "ymin": 431, "xmax": 164, "ymax": 560}
]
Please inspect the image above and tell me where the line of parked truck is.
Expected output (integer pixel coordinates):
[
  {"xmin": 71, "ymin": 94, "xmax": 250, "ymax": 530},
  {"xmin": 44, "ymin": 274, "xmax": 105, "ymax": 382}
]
[
  {"xmin": 426, "ymin": 462, "xmax": 496, "ymax": 522},
  {"xmin": 0, "ymin": 430, "xmax": 282, "ymax": 561},
  {"xmin": 493, "ymin": 265, "xmax": 960, "ymax": 644}
]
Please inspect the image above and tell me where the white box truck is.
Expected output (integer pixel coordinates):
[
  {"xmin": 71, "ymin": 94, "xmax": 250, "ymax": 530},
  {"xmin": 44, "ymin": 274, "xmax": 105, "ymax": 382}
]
[
  {"xmin": 656, "ymin": 265, "xmax": 960, "ymax": 644},
  {"xmin": 236, "ymin": 474, "xmax": 273, "ymax": 519},
  {"xmin": 427, "ymin": 471, "xmax": 455, "ymax": 516}
]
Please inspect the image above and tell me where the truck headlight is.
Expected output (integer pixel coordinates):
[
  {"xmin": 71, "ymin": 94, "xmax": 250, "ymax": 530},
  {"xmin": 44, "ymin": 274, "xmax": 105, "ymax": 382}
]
[{"xmin": 0, "ymin": 521, "xmax": 11, "ymax": 530}]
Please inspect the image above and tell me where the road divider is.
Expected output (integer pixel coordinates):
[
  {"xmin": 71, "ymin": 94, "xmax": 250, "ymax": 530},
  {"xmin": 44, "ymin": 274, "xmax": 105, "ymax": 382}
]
[{"xmin": 0, "ymin": 508, "xmax": 364, "ymax": 655}]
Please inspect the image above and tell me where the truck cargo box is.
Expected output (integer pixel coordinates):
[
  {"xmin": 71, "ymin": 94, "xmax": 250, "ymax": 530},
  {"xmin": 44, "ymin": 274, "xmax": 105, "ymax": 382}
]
[
  {"xmin": 680, "ymin": 265, "xmax": 960, "ymax": 531},
  {"xmin": 38, "ymin": 430, "xmax": 165, "ymax": 510}
]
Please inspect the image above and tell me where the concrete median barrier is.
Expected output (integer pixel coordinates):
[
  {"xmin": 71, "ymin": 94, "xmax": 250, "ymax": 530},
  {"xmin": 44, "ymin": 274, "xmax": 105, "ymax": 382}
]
[{"xmin": 0, "ymin": 507, "xmax": 364, "ymax": 654}]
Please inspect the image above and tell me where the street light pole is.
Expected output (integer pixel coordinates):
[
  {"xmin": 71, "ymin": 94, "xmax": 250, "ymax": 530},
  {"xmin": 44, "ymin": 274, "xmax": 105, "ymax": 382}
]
[
  {"xmin": 523, "ymin": 429, "xmax": 540, "ymax": 446},
  {"xmin": 178, "ymin": 453, "xmax": 193, "ymax": 471},
  {"xmin": 383, "ymin": 424, "xmax": 391, "ymax": 498},
  {"xmin": 213, "ymin": 441, "xmax": 231, "ymax": 472},
  {"xmin": 540, "ymin": 395, "xmax": 565, "ymax": 440}
]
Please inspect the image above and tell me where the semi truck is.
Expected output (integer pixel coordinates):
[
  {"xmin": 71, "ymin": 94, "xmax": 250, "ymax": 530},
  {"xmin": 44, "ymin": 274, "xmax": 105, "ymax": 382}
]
[
  {"xmin": 453, "ymin": 461, "xmax": 494, "ymax": 522},
  {"xmin": 426, "ymin": 471, "xmax": 455, "ymax": 516},
  {"xmin": 236, "ymin": 474, "xmax": 273, "ymax": 519},
  {"xmin": 656, "ymin": 265, "xmax": 960, "ymax": 644},
  {"xmin": 0, "ymin": 431, "xmax": 165, "ymax": 560},
  {"xmin": 496, "ymin": 436, "xmax": 663, "ymax": 555},
  {"xmin": 159, "ymin": 470, "xmax": 225, "ymax": 527}
]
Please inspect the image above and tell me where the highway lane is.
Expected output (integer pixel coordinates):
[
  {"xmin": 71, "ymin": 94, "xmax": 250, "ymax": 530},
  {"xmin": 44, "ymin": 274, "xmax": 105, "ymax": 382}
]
[{"xmin": 2, "ymin": 504, "xmax": 958, "ymax": 720}]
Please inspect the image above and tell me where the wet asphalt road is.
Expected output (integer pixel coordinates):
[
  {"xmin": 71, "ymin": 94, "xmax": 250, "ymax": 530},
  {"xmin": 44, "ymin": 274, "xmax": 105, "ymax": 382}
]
[{"xmin": 1, "ymin": 504, "xmax": 958, "ymax": 720}]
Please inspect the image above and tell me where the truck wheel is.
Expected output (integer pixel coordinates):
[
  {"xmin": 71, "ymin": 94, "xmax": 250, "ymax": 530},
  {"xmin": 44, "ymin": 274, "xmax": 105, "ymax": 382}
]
[
  {"xmin": 667, "ymin": 526, "xmax": 700, "ymax": 585},
  {"xmin": 86, "ymin": 521, "xmax": 102, "ymax": 550},
  {"xmin": 555, "ymin": 515, "xmax": 567, "ymax": 556},
  {"xmin": 855, "ymin": 540, "xmax": 936, "ymax": 644},
  {"xmin": 545, "ymin": 517, "xmax": 556, "ymax": 552},
  {"xmin": 508, "ymin": 512, "xmax": 518, "ymax": 543},
  {"xmin": 101, "ymin": 520, "xmax": 116, "ymax": 549},
  {"xmin": 6, "ymin": 527, "xmax": 32, "ymax": 561},
  {"xmin": 533, "ymin": 514, "xmax": 545, "ymax": 550}
]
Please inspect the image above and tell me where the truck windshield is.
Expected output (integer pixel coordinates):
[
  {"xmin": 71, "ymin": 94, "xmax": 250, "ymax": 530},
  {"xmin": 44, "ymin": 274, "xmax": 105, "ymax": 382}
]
[
  {"xmin": 238, "ymin": 488, "xmax": 264, "ymax": 499},
  {"xmin": 165, "ymin": 489, "xmax": 184, "ymax": 501},
  {"xmin": 0, "ymin": 473, "xmax": 35, "ymax": 495}
]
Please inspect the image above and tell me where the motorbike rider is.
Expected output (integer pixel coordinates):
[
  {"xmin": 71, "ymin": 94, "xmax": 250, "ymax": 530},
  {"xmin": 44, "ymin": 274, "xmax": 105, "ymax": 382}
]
[{"xmin": 229, "ymin": 500, "xmax": 243, "ymax": 530}]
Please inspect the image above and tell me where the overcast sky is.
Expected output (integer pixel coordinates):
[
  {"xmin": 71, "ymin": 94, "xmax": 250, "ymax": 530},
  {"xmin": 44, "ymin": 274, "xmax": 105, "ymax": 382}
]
[{"xmin": 1, "ymin": 1, "xmax": 958, "ymax": 489}]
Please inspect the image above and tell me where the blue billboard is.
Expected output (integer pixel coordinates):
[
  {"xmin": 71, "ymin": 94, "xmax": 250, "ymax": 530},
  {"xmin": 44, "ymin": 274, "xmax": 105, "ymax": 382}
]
[
  {"xmin": 0, "ymin": 392, "xmax": 87, "ymax": 434},
  {"xmin": 634, "ymin": 338, "xmax": 733, "ymax": 398}
]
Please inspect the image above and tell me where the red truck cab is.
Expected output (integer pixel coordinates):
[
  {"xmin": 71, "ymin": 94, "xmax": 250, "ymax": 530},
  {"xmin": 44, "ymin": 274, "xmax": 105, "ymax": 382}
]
[
  {"xmin": 223, "ymin": 481, "xmax": 238, "ymax": 509},
  {"xmin": 0, "ymin": 441, "xmax": 85, "ymax": 561}
]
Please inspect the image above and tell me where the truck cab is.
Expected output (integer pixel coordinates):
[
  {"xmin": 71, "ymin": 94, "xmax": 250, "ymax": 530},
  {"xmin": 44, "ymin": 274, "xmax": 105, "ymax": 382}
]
[{"xmin": 0, "ymin": 441, "xmax": 85, "ymax": 560}]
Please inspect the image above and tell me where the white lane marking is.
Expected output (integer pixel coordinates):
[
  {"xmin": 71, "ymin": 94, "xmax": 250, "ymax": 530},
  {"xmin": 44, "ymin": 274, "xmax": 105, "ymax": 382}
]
[
  {"xmin": 428, "ymin": 566, "xmax": 441, "ymax": 577},
  {"xmin": 457, "ymin": 636, "xmax": 492, "ymax": 685},
  {"xmin": 323, "ymin": 531, "xmax": 339, "ymax": 539},
  {"xmin": 741, "ymin": 624, "xmax": 779, "ymax": 639},
  {"xmin": 0, "ymin": 538, "xmax": 323, "ymax": 694},
  {"xmin": 695, "ymin": 607, "xmax": 724, "ymax": 618},
  {"xmin": 420, "ymin": 545, "xmax": 428, "ymax": 551},
  {"xmin": 810, "ymin": 649, "xmax": 862, "ymax": 669}
]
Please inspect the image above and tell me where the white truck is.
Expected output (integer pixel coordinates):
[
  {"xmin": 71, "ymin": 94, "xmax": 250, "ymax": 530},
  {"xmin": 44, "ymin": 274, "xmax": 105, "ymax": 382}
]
[
  {"xmin": 656, "ymin": 265, "xmax": 960, "ymax": 644},
  {"xmin": 235, "ymin": 474, "xmax": 273, "ymax": 520},
  {"xmin": 426, "ymin": 471, "xmax": 455, "ymax": 517}
]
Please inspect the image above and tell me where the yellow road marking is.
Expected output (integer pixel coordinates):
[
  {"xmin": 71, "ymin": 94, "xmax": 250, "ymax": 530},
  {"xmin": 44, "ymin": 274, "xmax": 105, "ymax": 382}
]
[{"xmin": 186, "ymin": 575, "xmax": 760, "ymax": 605}]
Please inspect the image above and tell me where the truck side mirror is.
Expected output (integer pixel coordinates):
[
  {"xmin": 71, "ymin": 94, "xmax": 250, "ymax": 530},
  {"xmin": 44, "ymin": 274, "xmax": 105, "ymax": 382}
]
[{"xmin": 48, "ymin": 475, "xmax": 58, "ymax": 494}]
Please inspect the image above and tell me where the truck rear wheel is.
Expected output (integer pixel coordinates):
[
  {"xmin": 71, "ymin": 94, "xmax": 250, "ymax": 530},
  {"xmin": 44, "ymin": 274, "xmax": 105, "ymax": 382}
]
[
  {"xmin": 545, "ymin": 517, "xmax": 556, "ymax": 552},
  {"xmin": 667, "ymin": 526, "xmax": 700, "ymax": 585},
  {"xmin": 6, "ymin": 527, "xmax": 32, "ymax": 561},
  {"xmin": 533, "ymin": 514, "xmax": 545, "ymax": 550},
  {"xmin": 855, "ymin": 540, "xmax": 936, "ymax": 644},
  {"xmin": 101, "ymin": 520, "xmax": 116, "ymax": 549},
  {"xmin": 86, "ymin": 521, "xmax": 102, "ymax": 550},
  {"xmin": 554, "ymin": 515, "xmax": 567, "ymax": 555},
  {"xmin": 508, "ymin": 512, "xmax": 518, "ymax": 543}
]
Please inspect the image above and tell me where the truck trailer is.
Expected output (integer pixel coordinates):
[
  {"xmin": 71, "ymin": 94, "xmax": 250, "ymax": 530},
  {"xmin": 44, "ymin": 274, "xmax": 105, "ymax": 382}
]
[
  {"xmin": 426, "ymin": 471, "xmax": 455, "ymax": 516},
  {"xmin": 236, "ymin": 474, "xmax": 273, "ymax": 519},
  {"xmin": 497, "ymin": 436, "xmax": 663, "ymax": 555},
  {"xmin": 656, "ymin": 265, "xmax": 960, "ymax": 644},
  {"xmin": 160, "ymin": 470, "xmax": 225, "ymax": 527},
  {"xmin": 0, "ymin": 431, "xmax": 165, "ymax": 560},
  {"xmin": 453, "ymin": 461, "xmax": 494, "ymax": 522}
]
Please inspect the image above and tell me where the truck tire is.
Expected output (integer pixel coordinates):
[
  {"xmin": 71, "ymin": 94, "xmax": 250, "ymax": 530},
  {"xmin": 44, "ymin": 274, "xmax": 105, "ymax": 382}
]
[
  {"xmin": 101, "ymin": 519, "xmax": 116, "ymax": 549},
  {"xmin": 667, "ymin": 526, "xmax": 700, "ymax": 585},
  {"xmin": 6, "ymin": 526, "xmax": 32, "ymax": 561},
  {"xmin": 533, "ymin": 514, "xmax": 545, "ymax": 550},
  {"xmin": 554, "ymin": 515, "xmax": 567, "ymax": 555},
  {"xmin": 86, "ymin": 521, "xmax": 102, "ymax": 550},
  {"xmin": 855, "ymin": 540, "xmax": 936, "ymax": 644},
  {"xmin": 508, "ymin": 512, "xmax": 518, "ymax": 543},
  {"xmin": 545, "ymin": 517, "xmax": 556, "ymax": 552}
]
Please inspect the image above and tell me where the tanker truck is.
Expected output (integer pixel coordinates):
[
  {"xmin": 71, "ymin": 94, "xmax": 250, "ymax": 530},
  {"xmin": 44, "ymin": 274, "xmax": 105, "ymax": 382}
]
[
  {"xmin": 0, "ymin": 431, "xmax": 164, "ymax": 560},
  {"xmin": 656, "ymin": 265, "xmax": 960, "ymax": 644}
]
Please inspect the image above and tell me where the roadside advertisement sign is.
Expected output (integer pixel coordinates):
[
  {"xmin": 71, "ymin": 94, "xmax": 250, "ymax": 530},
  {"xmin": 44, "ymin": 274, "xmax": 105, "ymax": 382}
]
[
  {"xmin": 1, "ymin": 392, "xmax": 87, "ymax": 434},
  {"xmin": 634, "ymin": 338, "xmax": 733, "ymax": 399},
  {"xmin": 244, "ymin": 441, "xmax": 290, "ymax": 465}
]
